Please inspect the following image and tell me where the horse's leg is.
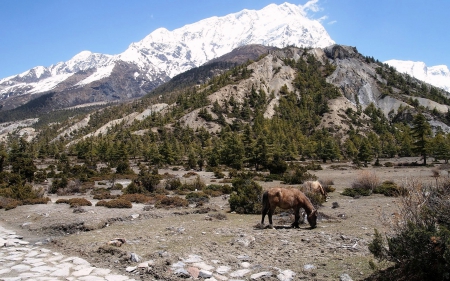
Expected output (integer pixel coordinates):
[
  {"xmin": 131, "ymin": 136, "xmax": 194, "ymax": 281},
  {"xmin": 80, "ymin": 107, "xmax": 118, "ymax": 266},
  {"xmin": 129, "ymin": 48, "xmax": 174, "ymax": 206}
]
[
  {"xmin": 261, "ymin": 204, "xmax": 269, "ymax": 225},
  {"xmin": 268, "ymin": 206, "xmax": 275, "ymax": 229},
  {"xmin": 291, "ymin": 207, "xmax": 300, "ymax": 228}
]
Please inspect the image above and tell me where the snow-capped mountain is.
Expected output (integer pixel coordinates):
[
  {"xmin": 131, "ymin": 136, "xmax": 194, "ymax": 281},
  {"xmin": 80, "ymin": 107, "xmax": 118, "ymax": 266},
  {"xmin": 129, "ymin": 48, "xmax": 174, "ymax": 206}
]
[
  {"xmin": 385, "ymin": 60, "xmax": 450, "ymax": 92},
  {"xmin": 0, "ymin": 2, "xmax": 334, "ymax": 111}
]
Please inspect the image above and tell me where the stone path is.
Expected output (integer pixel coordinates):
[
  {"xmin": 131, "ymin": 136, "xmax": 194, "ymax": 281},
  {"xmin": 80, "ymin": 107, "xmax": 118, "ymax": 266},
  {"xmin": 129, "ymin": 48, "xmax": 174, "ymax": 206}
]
[
  {"xmin": 0, "ymin": 224, "xmax": 136, "ymax": 281},
  {"xmin": 0, "ymin": 223, "xmax": 300, "ymax": 280}
]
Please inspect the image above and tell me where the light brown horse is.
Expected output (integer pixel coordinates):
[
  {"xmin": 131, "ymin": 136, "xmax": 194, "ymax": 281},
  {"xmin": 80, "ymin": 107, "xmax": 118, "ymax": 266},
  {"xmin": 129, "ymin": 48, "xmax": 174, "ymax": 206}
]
[
  {"xmin": 261, "ymin": 187, "xmax": 317, "ymax": 229},
  {"xmin": 304, "ymin": 180, "xmax": 328, "ymax": 201}
]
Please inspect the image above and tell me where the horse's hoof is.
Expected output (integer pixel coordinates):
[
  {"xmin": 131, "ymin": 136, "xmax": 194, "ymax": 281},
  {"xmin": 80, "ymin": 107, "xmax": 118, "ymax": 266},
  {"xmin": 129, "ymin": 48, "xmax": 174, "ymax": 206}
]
[{"xmin": 268, "ymin": 224, "xmax": 275, "ymax": 229}]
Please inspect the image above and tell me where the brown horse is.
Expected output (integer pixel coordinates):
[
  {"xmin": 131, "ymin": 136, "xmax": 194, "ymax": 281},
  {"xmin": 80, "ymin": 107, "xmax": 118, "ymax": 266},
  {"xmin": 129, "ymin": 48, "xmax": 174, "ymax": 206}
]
[
  {"xmin": 304, "ymin": 180, "xmax": 328, "ymax": 201},
  {"xmin": 261, "ymin": 187, "xmax": 317, "ymax": 229}
]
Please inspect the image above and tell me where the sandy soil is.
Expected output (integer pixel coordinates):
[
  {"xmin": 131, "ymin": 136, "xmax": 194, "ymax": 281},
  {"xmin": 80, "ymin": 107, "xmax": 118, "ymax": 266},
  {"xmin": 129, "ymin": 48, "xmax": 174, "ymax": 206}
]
[{"xmin": 0, "ymin": 157, "xmax": 444, "ymax": 280}]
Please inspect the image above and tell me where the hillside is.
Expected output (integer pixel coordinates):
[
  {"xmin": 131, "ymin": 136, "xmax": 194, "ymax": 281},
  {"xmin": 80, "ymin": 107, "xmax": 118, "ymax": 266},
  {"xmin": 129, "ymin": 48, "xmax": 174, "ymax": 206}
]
[{"xmin": 2, "ymin": 44, "xmax": 450, "ymax": 171}]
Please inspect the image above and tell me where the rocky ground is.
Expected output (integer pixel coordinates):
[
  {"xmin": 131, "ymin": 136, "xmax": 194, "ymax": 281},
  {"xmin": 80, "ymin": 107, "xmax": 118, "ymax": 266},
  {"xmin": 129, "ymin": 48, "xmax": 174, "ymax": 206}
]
[{"xmin": 0, "ymin": 157, "xmax": 442, "ymax": 281}]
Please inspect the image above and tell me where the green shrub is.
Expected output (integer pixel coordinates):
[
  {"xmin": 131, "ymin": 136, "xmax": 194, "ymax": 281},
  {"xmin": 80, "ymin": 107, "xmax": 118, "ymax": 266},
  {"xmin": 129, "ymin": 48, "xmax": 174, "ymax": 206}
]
[
  {"xmin": 373, "ymin": 181, "xmax": 407, "ymax": 197},
  {"xmin": 341, "ymin": 187, "xmax": 372, "ymax": 197},
  {"xmin": 384, "ymin": 162, "xmax": 394, "ymax": 167},
  {"xmin": 111, "ymin": 183, "xmax": 123, "ymax": 190},
  {"xmin": 228, "ymin": 178, "xmax": 262, "ymax": 214},
  {"xmin": 283, "ymin": 166, "xmax": 316, "ymax": 184},
  {"xmin": 185, "ymin": 191, "xmax": 209, "ymax": 203},
  {"xmin": 123, "ymin": 182, "xmax": 147, "ymax": 194},
  {"xmin": 164, "ymin": 178, "xmax": 182, "ymax": 190}
]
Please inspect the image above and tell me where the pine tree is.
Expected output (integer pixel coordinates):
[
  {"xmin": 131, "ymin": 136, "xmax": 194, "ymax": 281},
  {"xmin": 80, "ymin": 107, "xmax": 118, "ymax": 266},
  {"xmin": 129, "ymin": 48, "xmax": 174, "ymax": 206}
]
[{"xmin": 411, "ymin": 113, "xmax": 432, "ymax": 165}]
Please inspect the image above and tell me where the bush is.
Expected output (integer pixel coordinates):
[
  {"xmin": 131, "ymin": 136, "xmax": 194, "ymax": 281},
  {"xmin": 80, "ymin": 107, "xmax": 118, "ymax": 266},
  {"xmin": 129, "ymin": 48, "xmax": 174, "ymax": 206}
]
[
  {"xmin": 185, "ymin": 191, "xmax": 209, "ymax": 203},
  {"xmin": 341, "ymin": 187, "xmax": 372, "ymax": 197},
  {"xmin": 55, "ymin": 199, "xmax": 70, "ymax": 204},
  {"xmin": 342, "ymin": 171, "xmax": 379, "ymax": 197},
  {"xmin": 22, "ymin": 197, "xmax": 51, "ymax": 205},
  {"xmin": 228, "ymin": 177, "xmax": 262, "ymax": 214},
  {"xmin": 368, "ymin": 179, "xmax": 450, "ymax": 281},
  {"xmin": 96, "ymin": 199, "xmax": 132, "ymax": 208},
  {"xmin": 68, "ymin": 198, "xmax": 92, "ymax": 208},
  {"xmin": 123, "ymin": 182, "xmax": 147, "ymax": 194},
  {"xmin": 164, "ymin": 178, "xmax": 182, "ymax": 190},
  {"xmin": 320, "ymin": 179, "xmax": 335, "ymax": 193},
  {"xmin": 0, "ymin": 197, "xmax": 22, "ymax": 210},
  {"xmin": 155, "ymin": 196, "xmax": 188, "ymax": 208},
  {"xmin": 283, "ymin": 166, "xmax": 316, "ymax": 184},
  {"xmin": 374, "ymin": 181, "xmax": 407, "ymax": 197},
  {"xmin": 119, "ymin": 193, "xmax": 153, "ymax": 204}
]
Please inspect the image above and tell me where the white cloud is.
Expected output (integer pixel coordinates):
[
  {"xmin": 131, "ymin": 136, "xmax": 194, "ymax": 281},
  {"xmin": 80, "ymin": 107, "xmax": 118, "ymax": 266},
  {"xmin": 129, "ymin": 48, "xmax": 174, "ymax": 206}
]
[
  {"xmin": 300, "ymin": 0, "xmax": 321, "ymax": 14},
  {"xmin": 328, "ymin": 20, "xmax": 337, "ymax": 25},
  {"xmin": 317, "ymin": 15, "xmax": 328, "ymax": 23}
]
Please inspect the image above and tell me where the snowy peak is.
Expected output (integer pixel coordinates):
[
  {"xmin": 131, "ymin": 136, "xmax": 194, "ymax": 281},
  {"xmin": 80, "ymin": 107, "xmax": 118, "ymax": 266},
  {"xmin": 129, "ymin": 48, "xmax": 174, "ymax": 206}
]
[
  {"xmin": 385, "ymin": 60, "xmax": 450, "ymax": 92},
  {"xmin": 0, "ymin": 2, "xmax": 334, "ymax": 110},
  {"xmin": 119, "ymin": 2, "xmax": 334, "ymax": 77}
]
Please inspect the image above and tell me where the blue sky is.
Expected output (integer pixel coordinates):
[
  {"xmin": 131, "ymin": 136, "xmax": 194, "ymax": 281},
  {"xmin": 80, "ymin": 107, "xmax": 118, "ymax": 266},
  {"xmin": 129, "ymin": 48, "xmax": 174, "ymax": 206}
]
[{"xmin": 0, "ymin": 0, "xmax": 448, "ymax": 78}]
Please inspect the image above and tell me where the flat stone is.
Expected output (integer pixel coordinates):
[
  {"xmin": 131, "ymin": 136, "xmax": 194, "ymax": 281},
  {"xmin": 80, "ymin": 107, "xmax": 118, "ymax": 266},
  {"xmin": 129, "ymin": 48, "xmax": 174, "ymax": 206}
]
[
  {"xmin": 126, "ymin": 266, "xmax": 137, "ymax": 272},
  {"xmin": 50, "ymin": 267, "xmax": 71, "ymax": 277},
  {"xmin": 182, "ymin": 254, "xmax": 203, "ymax": 263},
  {"xmin": 340, "ymin": 273, "xmax": 353, "ymax": 281},
  {"xmin": 199, "ymin": 269, "xmax": 213, "ymax": 278},
  {"xmin": 173, "ymin": 267, "xmax": 190, "ymax": 278},
  {"xmin": 78, "ymin": 276, "xmax": 107, "ymax": 281},
  {"xmin": 216, "ymin": 265, "xmax": 231, "ymax": 274},
  {"xmin": 241, "ymin": 262, "xmax": 251, "ymax": 268},
  {"xmin": 251, "ymin": 271, "xmax": 273, "ymax": 279},
  {"xmin": 0, "ymin": 268, "xmax": 12, "ymax": 274},
  {"xmin": 230, "ymin": 269, "xmax": 251, "ymax": 278},
  {"xmin": 277, "ymin": 269, "xmax": 296, "ymax": 281},
  {"xmin": 187, "ymin": 266, "xmax": 200, "ymax": 278},
  {"xmin": 72, "ymin": 267, "xmax": 95, "ymax": 276},
  {"xmin": 72, "ymin": 257, "xmax": 91, "ymax": 265},
  {"xmin": 171, "ymin": 261, "xmax": 186, "ymax": 268},
  {"xmin": 11, "ymin": 264, "xmax": 32, "ymax": 272},
  {"xmin": 105, "ymin": 274, "xmax": 129, "ymax": 281},
  {"xmin": 193, "ymin": 261, "xmax": 215, "ymax": 271},
  {"xmin": 91, "ymin": 268, "xmax": 111, "ymax": 276},
  {"xmin": 30, "ymin": 265, "xmax": 57, "ymax": 273}
]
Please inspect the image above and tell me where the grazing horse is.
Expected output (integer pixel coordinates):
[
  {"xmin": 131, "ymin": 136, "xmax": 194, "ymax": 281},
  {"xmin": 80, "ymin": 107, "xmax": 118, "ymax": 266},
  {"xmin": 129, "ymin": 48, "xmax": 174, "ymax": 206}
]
[
  {"xmin": 304, "ymin": 181, "xmax": 327, "ymax": 201},
  {"xmin": 261, "ymin": 187, "xmax": 317, "ymax": 229}
]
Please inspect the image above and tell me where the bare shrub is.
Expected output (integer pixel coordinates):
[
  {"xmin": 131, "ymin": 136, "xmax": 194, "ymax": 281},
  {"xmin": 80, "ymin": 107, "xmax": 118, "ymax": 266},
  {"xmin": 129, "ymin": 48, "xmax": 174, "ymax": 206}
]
[
  {"xmin": 119, "ymin": 193, "xmax": 153, "ymax": 204},
  {"xmin": 155, "ymin": 196, "xmax": 188, "ymax": 208},
  {"xmin": 68, "ymin": 198, "xmax": 92, "ymax": 208},
  {"xmin": 96, "ymin": 199, "xmax": 132, "ymax": 208},
  {"xmin": 351, "ymin": 171, "xmax": 379, "ymax": 194},
  {"xmin": 320, "ymin": 179, "xmax": 335, "ymax": 193}
]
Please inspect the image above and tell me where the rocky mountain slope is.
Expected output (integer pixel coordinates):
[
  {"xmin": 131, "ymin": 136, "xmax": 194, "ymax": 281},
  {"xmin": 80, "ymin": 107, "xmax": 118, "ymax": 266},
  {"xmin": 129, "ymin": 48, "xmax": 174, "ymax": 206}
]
[
  {"xmin": 0, "ymin": 3, "xmax": 333, "ymax": 112},
  {"xmin": 19, "ymin": 44, "xmax": 446, "ymax": 148}
]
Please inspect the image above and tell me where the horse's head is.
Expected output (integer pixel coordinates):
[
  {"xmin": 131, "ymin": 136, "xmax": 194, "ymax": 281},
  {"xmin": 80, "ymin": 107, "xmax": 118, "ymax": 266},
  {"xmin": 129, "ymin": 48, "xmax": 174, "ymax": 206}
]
[{"xmin": 307, "ymin": 209, "xmax": 317, "ymax": 229}]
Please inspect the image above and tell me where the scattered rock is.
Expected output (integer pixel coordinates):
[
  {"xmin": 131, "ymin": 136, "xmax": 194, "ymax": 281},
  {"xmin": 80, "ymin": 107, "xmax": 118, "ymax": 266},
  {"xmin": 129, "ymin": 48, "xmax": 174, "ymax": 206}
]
[
  {"xmin": 251, "ymin": 271, "xmax": 273, "ymax": 279},
  {"xmin": 303, "ymin": 264, "xmax": 316, "ymax": 271},
  {"xmin": 130, "ymin": 252, "xmax": 141, "ymax": 263},
  {"xmin": 340, "ymin": 273, "xmax": 353, "ymax": 281},
  {"xmin": 332, "ymin": 202, "xmax": 340, "ymax": 208}
]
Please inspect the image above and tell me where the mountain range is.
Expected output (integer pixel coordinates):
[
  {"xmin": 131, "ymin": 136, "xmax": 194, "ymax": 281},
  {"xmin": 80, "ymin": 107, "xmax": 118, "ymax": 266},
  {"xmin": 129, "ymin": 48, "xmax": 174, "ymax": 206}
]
[
  {"xmin": 385, "ymin": 60, "xmax": 450, "ymax": 92},
  {"xmin": 0, "ymin": 2, "xmax": 334, "ymax": 111}
]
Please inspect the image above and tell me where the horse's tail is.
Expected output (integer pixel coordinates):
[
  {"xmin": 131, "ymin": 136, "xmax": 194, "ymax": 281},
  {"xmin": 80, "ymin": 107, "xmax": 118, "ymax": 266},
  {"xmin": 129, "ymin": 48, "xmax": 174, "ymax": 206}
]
[{"xmin": 262, "ymin": 191, "xmax": 269, "ymax": 210}]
